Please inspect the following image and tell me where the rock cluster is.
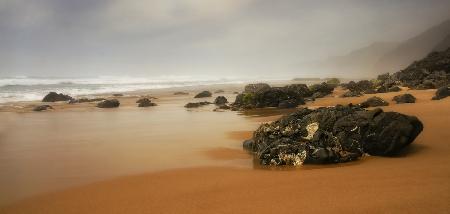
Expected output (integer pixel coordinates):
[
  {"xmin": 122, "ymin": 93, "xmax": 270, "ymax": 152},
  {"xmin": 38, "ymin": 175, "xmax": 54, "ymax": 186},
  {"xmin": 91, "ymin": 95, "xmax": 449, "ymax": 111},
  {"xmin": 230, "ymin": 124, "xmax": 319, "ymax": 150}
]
[
  {"xmin": 393, "ymin": 94, "xmax": 416, "ymax": 104},
  {"xmin": 42, "ymin": 92, "xmax": 73, "ymax": 102},
  {"xmin": 136, "ymin": 98, "xmax": 156, "ymax": 107},
  {"xmin": 97, "ymin": 99, "xmax": 120, "ymax": 108},
  {"xmin": 194, "ymin": 91, "xmax": 212, "ymax": 98},
  {"xmin": 243, "ymin": 105, "xmax": 423, "ymax": 165},
  {"xmin": 232, "ymin": 83, "xmax": 332, "ymax": 110},
  {"xmin": 391, "ymin": 48, "xmax": 450, "ymax": 89}
]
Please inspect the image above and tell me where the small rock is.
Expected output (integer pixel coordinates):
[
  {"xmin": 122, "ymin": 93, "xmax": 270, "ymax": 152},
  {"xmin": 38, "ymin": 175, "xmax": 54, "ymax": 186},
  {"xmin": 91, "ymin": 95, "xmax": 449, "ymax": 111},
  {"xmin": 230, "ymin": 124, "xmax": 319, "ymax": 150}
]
[
  {"xmin": 184, "ymin": 102, "xmax": 211, "ymax": 108},
  {"xmin": 174, "ymin": 92, "xmax": 189, "ymax": 95},
  {"xmin": 278, "ymin": 99, "xmax": 299, "ymax": 108},
  {"xmin": 359, "ymin": 96, "xmax": 389, "ymax": 108},
  {"xmin": 432, "ymin": 85, "xmax": 449, "ymax": 100},
  {"xmin": 341, "ymin": 90, "xmax": 363, "ymax": 97},
  {"xmin": 214, "ymin": 89, "xmax": 225, "ymax": 93},
  {"xmin": 97, "ymin": 99, "xmax": 120, "ymax": 108},
  {"xmin": 393, "ymin": 94, "xmax": 416, "ymax": 104},
  {"xmin": 33, "ymin": 105, "xmax": 53, "ymax": 111},
  {"xmin": 388, "ymin": 86, "xmax": 401, "ymax": 92},
  {"xmin": 113, "ymin": 93, "xmax": 124, "ymax": 97},
  {"xmin": 214, "ymin": 96, "xmax": 228, "ymax": 105},
  {"xmin": 136, "ymin": 98, "xmax": 156, "ymax": 107},
  {"xmin": 194, "ymin": 91, "xmax": 212, "ymax": 98}
]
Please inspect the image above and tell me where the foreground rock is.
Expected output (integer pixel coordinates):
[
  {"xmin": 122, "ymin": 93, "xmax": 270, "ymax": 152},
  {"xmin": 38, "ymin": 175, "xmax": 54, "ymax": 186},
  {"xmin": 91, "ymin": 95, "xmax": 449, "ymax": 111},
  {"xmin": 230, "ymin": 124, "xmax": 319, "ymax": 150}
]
[
  {"xmin": 194, "ymin": 91, "xmax": 212, "ymax": 98},
  {"xmin": 432, "ymin": 85, "xmax": 449, "ymax": 100},
  {"xmin": 243, "ymin": 105, "xmax": 423, "ymax": 165},
  {"xmin": 233, "ymin": 83, "xmax": 316, "ymax": 110},
  {"xmin": 136, "ymin": 98, "xmax": 156, "ymax": 107},
  {"xmin": 33, "ymin": 105, "xmax": 53, "ymax": 111},
  {"xmin": 214, "ymin": 96, "xmax": 228, "ymax": 105},
  {"xmin": 97, "ymin": 99, "xmax": 120, "ymax": 108},
  {"xmin": 393, "ymin": 94, "xmax": 416, "ymax": 104},
  {"xmin": 42, "ymin": 92, "xmax": 73, "ymax": 102},
  {"xmin": 359, "ymin": 97, "xmax": 389, "ymax": 108},
  {"xmin": 184, "ymin": 102, "xmax": 211, "ymax": 108}
]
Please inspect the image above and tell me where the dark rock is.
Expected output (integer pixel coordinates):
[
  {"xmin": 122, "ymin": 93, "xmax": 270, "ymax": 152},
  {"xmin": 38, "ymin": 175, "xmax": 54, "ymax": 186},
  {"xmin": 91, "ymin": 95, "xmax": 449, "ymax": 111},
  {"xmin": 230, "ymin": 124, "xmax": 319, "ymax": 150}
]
[
  {"xmin": 174, "ymin": 92, "xmax": 189, "ymax": 95},
  {"xmin": 42, "ymin": 92, "xmax": 73, "ymax": 102},
  {"xmin": 33, "ymin": 105, "xmax": 53, "ymax": 111},
  {"xmin": 392, "ymin": 94, "xmax": 416, "ymax": 104},
  {"xmin": 359, "ymin": 97, "xmax": 389, "ymax": 108},
  {"xmin": 97, "ymin": 99, "xmax": 120, "ymax": 108},
  {"xmin": 213, "ymin": 104, "xmax": 231, "ymax": 111},
  {"xmin": 214, "ymin": 96, "xmax": 228, "ymax": 105},
  {"xmin": 194, "ymin": 91, "xmax": 212, "ymax": 98},
  {"xmin": 184, "ymin": 102, "xmax": 211, "ymax": 108},
  {"xmin": 136, "ymin": 98, "xmax": 156, "ymax": 107},
  {"xmin": 233, "ymin": 92, "xmax": 239, "ymax": 94},
  {"xmin": 432, "ymin": 85, "xmax": 450, "ymax": 100},
  {"xmin": 113, "ymin": 93, "xmax": 124, "ymax": 97},
  {"xmin": 243, "ymin": 105, "xmax": 423, "ymax": 165},
  {"xmin": 342, "ymin": 80, "xmax": 374, "ymax": 94},
  {"xmin": 214, "ymin": 89, "xmax": 225, "ymax": 93}
]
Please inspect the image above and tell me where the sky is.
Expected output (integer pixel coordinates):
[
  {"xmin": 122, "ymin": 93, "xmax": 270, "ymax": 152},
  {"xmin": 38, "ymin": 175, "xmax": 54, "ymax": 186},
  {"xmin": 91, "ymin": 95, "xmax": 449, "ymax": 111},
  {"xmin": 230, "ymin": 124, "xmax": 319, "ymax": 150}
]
[{"xmin": 1, "ymin": 0, "xmax": 450, "ymax": 78}]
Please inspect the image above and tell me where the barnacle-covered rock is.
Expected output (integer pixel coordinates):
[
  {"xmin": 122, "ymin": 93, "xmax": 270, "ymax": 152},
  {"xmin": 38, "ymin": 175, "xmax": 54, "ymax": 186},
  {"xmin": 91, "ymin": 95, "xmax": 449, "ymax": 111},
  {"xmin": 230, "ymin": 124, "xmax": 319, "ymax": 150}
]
[{"xmin": 243, "ymin": 105, "xmax": 423, "ymax": 166}]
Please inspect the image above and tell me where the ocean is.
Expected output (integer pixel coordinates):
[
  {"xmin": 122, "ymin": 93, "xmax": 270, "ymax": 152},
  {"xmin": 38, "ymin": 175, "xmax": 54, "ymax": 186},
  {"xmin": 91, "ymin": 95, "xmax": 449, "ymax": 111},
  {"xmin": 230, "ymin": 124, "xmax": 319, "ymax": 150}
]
[{"xmin": 0, "ymin": 76, "xmax": 280, "ymax": 103}]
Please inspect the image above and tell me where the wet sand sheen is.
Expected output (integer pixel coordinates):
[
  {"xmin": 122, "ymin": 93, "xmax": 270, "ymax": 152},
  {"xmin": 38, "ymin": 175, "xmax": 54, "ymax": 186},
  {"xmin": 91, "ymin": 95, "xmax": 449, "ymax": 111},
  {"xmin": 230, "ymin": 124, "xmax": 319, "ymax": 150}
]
[{"xmin": 1, "ymin": 89, "xmax": 450, "ymax": 213}]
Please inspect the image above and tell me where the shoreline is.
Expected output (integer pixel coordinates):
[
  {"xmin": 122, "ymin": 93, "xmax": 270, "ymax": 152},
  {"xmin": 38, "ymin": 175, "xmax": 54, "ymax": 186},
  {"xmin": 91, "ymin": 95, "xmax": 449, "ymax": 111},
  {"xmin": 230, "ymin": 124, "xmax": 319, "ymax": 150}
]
[{"xmin": 1, "ymin": 85, "xmax": 449, "ymax": 213}]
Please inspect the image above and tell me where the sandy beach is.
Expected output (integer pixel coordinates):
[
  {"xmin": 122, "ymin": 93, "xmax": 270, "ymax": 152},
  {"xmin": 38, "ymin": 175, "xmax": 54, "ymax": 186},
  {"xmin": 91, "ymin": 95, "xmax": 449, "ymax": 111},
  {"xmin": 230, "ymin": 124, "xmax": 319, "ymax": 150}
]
[{"xmin": 0, "ymin": 85, "xmax": 449, "ymax": 213}]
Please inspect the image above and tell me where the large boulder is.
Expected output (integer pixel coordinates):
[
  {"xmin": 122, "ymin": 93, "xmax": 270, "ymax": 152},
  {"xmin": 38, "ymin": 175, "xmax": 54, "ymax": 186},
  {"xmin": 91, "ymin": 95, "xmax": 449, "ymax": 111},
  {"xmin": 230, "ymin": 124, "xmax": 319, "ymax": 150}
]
[
  {"xmin": 359, "ymin": 97, "xmax": 389, "ymax": 108},
  {"xmin": 244, "ymin": 83, "xmax": 271, "ymax": 93},
  {"xmin": 136, "ymin": 98, "xmax": 156, "ymax": 107},
  {"xmin": 42, "ymin": 92, "xmax": 73, "ymax": 102},
  {"xmin": 309, "ymin": 82, "xmax": 335, "ymax": 97},
  {"xmin": 243, "ymin": 106, "xmax": 423, "ymax": 165},
  {"xmin": 97, "ymin": 99, "xmax": 120, "ymax": 108},
  {"xmin": 393, "ymin": 94, "xmax": 416, "ymax": 104},
  {"xmin": 432, "ymin": 85, "xmax": 450, "ymax": 100},
  {"xmin": 194, "ymin": 91, "xmax": 212, "ymax": 98},
  {"xmin": 214, "ymin": 96, "xmax": 228, "ymax": 105}
]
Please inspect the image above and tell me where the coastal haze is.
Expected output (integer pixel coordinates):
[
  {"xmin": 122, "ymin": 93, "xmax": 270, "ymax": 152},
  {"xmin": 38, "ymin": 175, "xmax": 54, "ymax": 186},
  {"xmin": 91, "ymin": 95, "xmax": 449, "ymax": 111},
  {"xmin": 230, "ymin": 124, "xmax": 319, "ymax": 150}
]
[{"xmin": 1, "ymin": 1, "xmax": 450, "ymax": 214}]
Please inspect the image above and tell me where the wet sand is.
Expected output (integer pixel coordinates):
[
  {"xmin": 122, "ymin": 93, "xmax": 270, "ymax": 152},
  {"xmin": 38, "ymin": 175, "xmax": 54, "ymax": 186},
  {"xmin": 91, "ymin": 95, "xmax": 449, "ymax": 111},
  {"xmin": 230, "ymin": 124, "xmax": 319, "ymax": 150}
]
[{"xmin": 1, "ymin": 87, "xmax": 450, "ymax": 213}]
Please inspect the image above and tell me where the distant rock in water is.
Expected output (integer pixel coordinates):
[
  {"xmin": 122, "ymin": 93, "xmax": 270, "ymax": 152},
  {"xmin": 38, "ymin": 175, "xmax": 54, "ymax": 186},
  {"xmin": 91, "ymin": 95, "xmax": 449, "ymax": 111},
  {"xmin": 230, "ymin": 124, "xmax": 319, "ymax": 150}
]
[
  {"xmin": 359, "ymin": 97, "xmax": 389, "ymax": 108},
  {"xmin": 393, "ymin": 94, "xmax": 416, "ymax": 104},
  {"xmin": 194, "ymin": 91, "xmax": 212, "ymax": 98},
  {"xmin": 113, "ymin": 93, "xmax": 124, "ymax": 97},
  {"xmin": 97, "ymin": 99, "xmax": 120, "ymax": 108},
  {"xmin": 214, "ymin": 89, "xmax": 225, "ymax": 93},
  {"xmin": 243, "ymin": 106, "xmax": 423, "ymax": 165},
  {"xmin": 174, "ymin": 92, "xmax": 189, "ymax": 95},
  {"xmin": 33, "ymin": 105, "xmax": 53, "ymax": 111},
  {"xmin": 432, "ymin": 85, "xmax": 449, "ymax": 100},
  {"xmin": 184, "ymin": 101, "xmax": 211, "ymax": 108},
  {"xmin": 233, "ymin": 83, "xmax": 317, "ymax": 110},
  {"xmin": 214, "ymin": 96, "xmax": 228, "ymax": 105},
  {"xmin": 42, "ymin": 92, "xmax": 73, "ymax": 102},
  {"xmin": 391, "ymin": 48, "xmax": 450, "ymax": 89},
  {"xmin": 136, "ymin": 98, "xmax": 156, "ymax": 107}
]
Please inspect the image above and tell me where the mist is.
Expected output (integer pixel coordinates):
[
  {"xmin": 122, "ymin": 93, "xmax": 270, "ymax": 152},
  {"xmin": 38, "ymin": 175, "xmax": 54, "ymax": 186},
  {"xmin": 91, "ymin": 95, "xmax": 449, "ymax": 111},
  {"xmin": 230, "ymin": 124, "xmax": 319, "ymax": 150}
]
[{"xmin": 1, "ymin": 0, "xmax": 450, "ymax": 78}]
